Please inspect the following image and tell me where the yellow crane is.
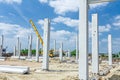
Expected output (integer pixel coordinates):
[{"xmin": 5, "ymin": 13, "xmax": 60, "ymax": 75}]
[
  {"xmin": 29, "ymin": 19, "xmax": 54, "ymax": 57},
  {"xmin": 29, "ymin": 20, "xmax": 44, "ymax": 46}
]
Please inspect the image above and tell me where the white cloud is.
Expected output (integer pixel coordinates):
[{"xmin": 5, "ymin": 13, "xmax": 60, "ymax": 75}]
[
  {"xmin": 113, "ymin": 15, "xmax": 120, "ymax": 29},
  {"xmin": 49, "ymin": 0, "xmax": 79, "ymax": 15},
  {"xmin": 39, "ymin": 0, "xmax": 109, "ymax": 15},
  {"xmin": 50, "ymin": 30, "xmax": 76, "ymax": 50},
  {"xmin": 0, "ymin": 23, "xmax": 34, "ymax": 38},
  {"xmin": 38, "ymin": 19, "xmax": 54, "ymax": 31},
  {"xmin": 101, "ymin": 38, "xmax": 107, "ymax": 42},
  {"xmin": 0, "ymin": 16, "xmax": 4, "ymax": 18},
  {"xmin": 52, "ymin": 16, "xmax": 78, "ymax": 28},
  {"xmin": 100, "ymin": 37, "xmax": 120, "ymax": 53},
  {"xmin": 89, "ymin": 2, "xmax": 109, "ymax": 9},
  {"xmin": 99, "ymin": 24, "xmax": 111, "ymax": 33},
  {"xmin": 37, "ymin": 19, "xmax": 77, "ymax": 50},
  {"xmin": 0, "ymin": 0, "xmax": 22, "ymax": 4},
  {"xmin": 0, "ymin": 22, "xmax": 36, "ymax": 52},
  {"xmin": 89, "ymin": 22, "xmax": 111, "ymax": 37},
  {"xmin": 39, "ymin": 0, "xmax": 48, "ymax": 3}
]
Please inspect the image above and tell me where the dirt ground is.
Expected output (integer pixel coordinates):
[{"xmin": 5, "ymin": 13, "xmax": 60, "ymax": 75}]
[{"xmin": 0, "ymin": 57, "xmax": 120, "ymax": 80}]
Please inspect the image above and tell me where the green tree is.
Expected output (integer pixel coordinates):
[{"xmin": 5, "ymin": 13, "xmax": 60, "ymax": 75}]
[
  {"xmin": 71, "ymin": 49, "xmax": 76, "ymax": 56},
  {"xmin": 32, "ymin": 49, "xmax": 36, "ymax": 55}
]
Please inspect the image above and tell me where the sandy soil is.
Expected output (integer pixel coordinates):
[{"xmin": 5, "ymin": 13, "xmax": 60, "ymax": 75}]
[{"xmin": 0, "ymin": 57, "xmax": 120, "ymax": 80}]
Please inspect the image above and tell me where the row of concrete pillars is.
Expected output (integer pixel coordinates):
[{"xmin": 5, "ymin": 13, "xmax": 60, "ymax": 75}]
[{"xmin": 0, "ymin": 16, "xmax": 113, "ymax": 80}]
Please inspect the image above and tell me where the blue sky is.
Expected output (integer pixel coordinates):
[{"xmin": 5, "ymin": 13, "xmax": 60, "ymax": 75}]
[{"xmin": 0, "ymin": 0, "xmax": 120, "ymax": 53}]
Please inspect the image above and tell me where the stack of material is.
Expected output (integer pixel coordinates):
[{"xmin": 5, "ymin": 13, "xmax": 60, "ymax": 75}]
[
  {"xmin": 99, "ymin": 66, "xmax": 113, "ymax": 76},
  {"xmin": 0, "ymin": 65, "xmax": 29, "ymax": 74}
]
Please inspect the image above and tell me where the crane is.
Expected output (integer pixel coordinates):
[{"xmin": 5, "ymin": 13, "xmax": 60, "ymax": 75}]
[
  {"xmin": 29, "ymin": 19, "xmax": 54, "ymax": 57},
  {"xmin": 29, "ymin": 19, "xmax": 44, "ymax": 46}
]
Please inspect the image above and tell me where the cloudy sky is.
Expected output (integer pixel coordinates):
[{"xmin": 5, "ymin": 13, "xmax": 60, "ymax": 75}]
[{"xmin": 0, "ymin": 0, "xmax": 120, "ymax": 53}]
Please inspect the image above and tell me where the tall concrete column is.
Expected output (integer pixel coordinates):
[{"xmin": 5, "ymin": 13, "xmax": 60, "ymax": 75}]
[
  {"xmin": 68, "ymin": 49, "xmax": 71, "ymax": 58},
  {"xmin": 36, "ymin": 37, "xmax": 40, "ymax": 62},
  {"xmin": 0, "ymin": 35, "xmax": 4, "ymax": 56},
  {"xmin": 42, "ymin": 18, "xmax": 50, "ymax": 70},
  {"xmin": 92, "ymin": 14, "xmax": 99, "ymax": 74},
  {"xmin": 79, "ymin": 0, "xmax": 88, "ymax": 79},
  {"xmin": 76, "ymin": 35, "xmax": 79, "ymax": 61},
  {"xmin": 54, "ymin": 40, "xmax": 56, "ymax": 55},
  {"xmin": 65, "ymin": 51, "xmax": 68, "ymax": 57},
  {"xmin": 19, "ymin": 42, "xmax": 21, "ymax": 58},
  {"xmin": 17, "ymin": 37, "xmax": 20, "ymax": 57},
  {"xmin": 59, "ymin": 42, "xmax": 63, "ymax": 62},
  {"xmin": 28, "ymin": 35, "xmax": 32, "ymax": 58},
  {"xmin": 0, "ymin": 46, "xmax": 2, "ymax": 57},
  {"xmin": 13, "ymin": 46, "xmax": 16, "ymax": 56},
  {"xmin": 108, "ymin": 34, "xmax": 112, "ymax": 65}
]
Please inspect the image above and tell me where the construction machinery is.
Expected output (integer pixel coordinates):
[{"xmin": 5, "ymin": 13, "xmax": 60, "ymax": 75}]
[{"xmin": 29, "ymin": 20, "xmax": 54, "ymax": 57}]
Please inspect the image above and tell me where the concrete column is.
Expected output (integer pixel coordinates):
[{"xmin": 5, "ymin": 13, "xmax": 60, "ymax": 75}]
[
  {"xmin": 0, "ymin": 46, "xmax": 2, "ymax": 57},
  {"xmin": 92, "ymin": 14, "xmax": 99, "ymax": 74},
  {"xmin": 108, "ymin": 34, "xmax": 112, "ymax": 65},
  {"xmin": 13, "ymin": 46, "xmax": 16, "ymax": 56},
  {"xmin": 28, "ymin": 35, "xmax": 32, "ymax": 58},
  {"xmin": 76, "ymin": 35, "xmax": 79, "ymax": 61},
  {"xmin": 54, "ymin": 40, "xmax": 56, "ymax": 55},
  {"xmin": 68, "ymin": 49, "xmax": 71, "ymax": 58},
  {"xmin": 0, "ymin": 35, "xmax": 4, "ymax": 56},
  {"xmin": 17, "ymin": 37, "xmax": 20, "ymax": 57},
  {"xmin": 59, "ymin": 42, "xmax": 63, "ymax": 62},
  {"xmin": 42, "ymin": 18, "xmax": 50, "ymax": 70},
  {"xmin": 1, "ymin": 35, "xmax": 3, "ymax": 48},
  {"xmin": 36, "ymin": 37, "xmax": 40, "ymax": 62},
  {"xmin": 79, "ymin": 0, "xmax": 88, "ymax": 79},
  {"xmin": 19, "ymin": 42, "xmax": 21, "ymax": 58},
  {"xmin": 65, "ymin": 51, "xmax": 68, "ymax": 57}
]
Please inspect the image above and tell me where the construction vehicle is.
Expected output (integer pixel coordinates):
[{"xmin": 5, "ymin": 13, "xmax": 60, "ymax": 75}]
[{"xmin": 29, "ymin": 20, "xmax": 54, "ymax": 57}]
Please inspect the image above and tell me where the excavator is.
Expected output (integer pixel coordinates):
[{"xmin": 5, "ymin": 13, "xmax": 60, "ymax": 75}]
[{"xmin": 29, "ymin": 20, "xmax": 54, "ymax": 57}]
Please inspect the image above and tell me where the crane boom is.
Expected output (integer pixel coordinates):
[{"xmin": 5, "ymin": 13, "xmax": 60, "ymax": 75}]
[{"xmin": 29, "ymin": 19, "xmax": 44, "ymax": 46}]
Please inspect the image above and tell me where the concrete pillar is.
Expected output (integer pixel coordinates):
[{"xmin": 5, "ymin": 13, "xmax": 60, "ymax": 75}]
[
  {"xmin": 19, "ymin": 42, "xmax": 21, "ymax": 58},
  {"xmin": 42, "ymin": 18, "xmax": 50, "ymax": 70},
  {"xmin": 68, "ymin": 49, "xmax": 71, "ymax": 58},
  {"xmin": 108, "ymin": 34, "xmax": 112, "ymax": 65},
  {"xmin": 36, "ymin": 37, "xmax": 40, "ymax": 62},
  {"xmin": 92, "ymin": 14, "xmax": 99, "ymax": 74},
  {"xmin": 28, "ymin": 35, "xmax": 32, "ymax": 58},
  {"xmin": 17, "ymin": 37, "xmax": 20, "ymax": 57},
  {"xmin": 54, "ymin": 40, "xmax": 56, "ymax": 55},
  {"xmin": 13, "ymin": 46, "xmax": 16, "ymax": 56},
  {"xmin": 0, "ymin": 46, "xmax": 2, "ymax": 57},
  {"xmin": 0, "ymin": 35, "xmax": 4, "ymax": 56},
  {"xmin": 79, "ymin": 0, "xmax": 88, "ymax": 79},
  {"xmin": 65, "ymin": 51, "xmax": 68, "ymax": 57},
  {"xmin": 76, "ymin": 35, "xmax": 79, "ymax": 61},
  {"xmin": 59, "ymin": 42, "xmax": 63, "ymax": 62}
]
